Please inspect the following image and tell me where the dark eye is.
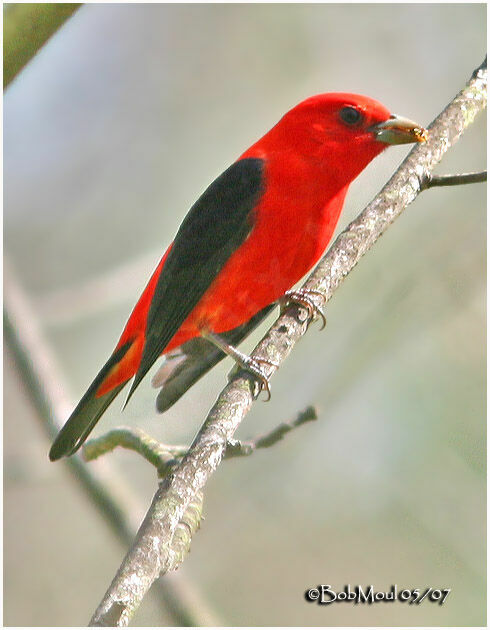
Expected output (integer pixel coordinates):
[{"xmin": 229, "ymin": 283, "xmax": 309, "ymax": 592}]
[{"xmin": 339, "ymin": 106, "xmax": 363, "ymax": 126}]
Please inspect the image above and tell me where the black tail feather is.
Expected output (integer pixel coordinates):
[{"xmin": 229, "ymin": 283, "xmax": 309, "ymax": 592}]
[{"xmin": 49, "ymin": 342, "xmax": 133, "ymax": 461}]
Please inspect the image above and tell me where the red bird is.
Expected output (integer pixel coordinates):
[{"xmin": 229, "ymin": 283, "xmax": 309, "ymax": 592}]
[{"xmin": 49, "ymin": 93, "xmax": 426, "ymax": 460}]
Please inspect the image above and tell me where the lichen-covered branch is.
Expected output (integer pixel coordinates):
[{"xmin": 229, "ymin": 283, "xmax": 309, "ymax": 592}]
[
  {"xmin": 89, "ymin": 59, "xmax": 487, "ymax": 627},
  {"xmin": 3, "ymin": 3, "xmax": 82, "ymax": 88}
]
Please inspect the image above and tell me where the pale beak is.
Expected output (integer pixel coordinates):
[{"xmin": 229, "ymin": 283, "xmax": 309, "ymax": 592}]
[{"xmin": 370, "ymin": 114, "xmax": 428, "ymax": 145}]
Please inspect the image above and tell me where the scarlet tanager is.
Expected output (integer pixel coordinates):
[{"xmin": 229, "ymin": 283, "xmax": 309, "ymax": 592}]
[{"xmin": 49, "ymin": 93, "xmax": 427, "ymax": 461}]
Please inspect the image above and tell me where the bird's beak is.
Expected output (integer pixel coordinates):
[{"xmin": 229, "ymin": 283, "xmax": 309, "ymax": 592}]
[{"xmin": 370, "ymin": 114, "xmax": 428, "ymax": 145}]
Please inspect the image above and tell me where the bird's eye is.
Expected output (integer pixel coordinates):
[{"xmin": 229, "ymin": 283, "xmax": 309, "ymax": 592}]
[{"xmin": 339, "ymin": 106, "xmax": 363, "ymax": 126}]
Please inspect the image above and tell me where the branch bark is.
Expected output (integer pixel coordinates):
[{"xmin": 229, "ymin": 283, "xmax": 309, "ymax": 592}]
[{"xmin": 90, "ymin": 58, "xmax": 487, "ymax": 627}]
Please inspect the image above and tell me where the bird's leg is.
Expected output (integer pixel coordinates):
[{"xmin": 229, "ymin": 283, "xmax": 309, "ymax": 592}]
[
  {"xmin": 201, "ymin": 329, "xmax": 278, "ymax": 400},
  {"xmin": 280, "ymin": 288, "xmax": 327, "ymax": 329}
]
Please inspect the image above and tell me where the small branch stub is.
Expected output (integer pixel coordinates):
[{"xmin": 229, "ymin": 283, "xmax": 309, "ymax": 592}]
[{"xmin": 421, "ymin": 170, "xmax": 486, "ymax": 190}]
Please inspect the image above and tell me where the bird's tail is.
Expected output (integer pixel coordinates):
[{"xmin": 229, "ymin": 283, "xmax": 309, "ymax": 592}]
[{"xmin": 49, "ymin": 341, "xmax": 134, "ymax": 461}]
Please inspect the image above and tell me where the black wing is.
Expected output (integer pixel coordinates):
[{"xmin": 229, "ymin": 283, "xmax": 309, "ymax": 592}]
[{"xmin": 125, "ymin": 157, "xmax": 265, "ymax": 403}]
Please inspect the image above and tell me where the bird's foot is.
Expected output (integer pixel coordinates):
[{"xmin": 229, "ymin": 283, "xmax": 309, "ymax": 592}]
[
  {"xmin": 201, "ymin": 328, "xmax": 277, "ymax": 400},
  {"xmin": 281, "ymin": 288, "xmax": 326, "ymax": 329},
  {"xmin": 230, "ymin": 354, "xmax": 278, "ymax": 400}
]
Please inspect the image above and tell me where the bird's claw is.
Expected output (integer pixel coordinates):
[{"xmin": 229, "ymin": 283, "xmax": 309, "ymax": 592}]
[
  {"xmin": 281, "ymin": 288, "xmax": 327, "ymax": 329},
  {"xmin": 250, "ymin": 357, "xmax": 279, "ymax": 400},
  {"xmin": 229, "ymin": 356, "xmax": 278, "ymax": 401}
]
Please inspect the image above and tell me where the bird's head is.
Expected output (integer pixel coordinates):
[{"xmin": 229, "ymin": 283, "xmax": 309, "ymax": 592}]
[
  {"xmin": 255, "ymin": 93, "xmax": 427, "ymax": 184},
  {"xmin": 288, "ymin": 92, "xmax": 427, "ymax": 145}
]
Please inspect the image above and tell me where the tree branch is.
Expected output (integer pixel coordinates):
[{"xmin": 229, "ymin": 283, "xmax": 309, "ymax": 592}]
[{"xmin": 89, "ymin": 58, "xmax": 487, "ymax": 627}]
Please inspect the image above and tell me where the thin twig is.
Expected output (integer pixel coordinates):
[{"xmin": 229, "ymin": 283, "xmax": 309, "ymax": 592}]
[
  {"xmin": 225, "ymin": 405, "xmax": 318, "ymax": 457},
  {"xmin": 421, "ymin": 170, "xmax": 486, "ymax": 190},
  {"xmin": 83, "ymin": 428, "xmax": 188, "ymax": 475},
  {"xmin": 83, "ymin": 405, "xmax": 318, "ymax": 467},
  {"xmin": 89, "ymin": 58, "xmax": 487, "ymax": 627}
]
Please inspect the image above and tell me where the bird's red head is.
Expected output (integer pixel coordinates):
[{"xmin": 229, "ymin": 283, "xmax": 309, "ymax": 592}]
[{"xmin": 245, "ymin": 92, "xmax": 427, "ymax": 189}]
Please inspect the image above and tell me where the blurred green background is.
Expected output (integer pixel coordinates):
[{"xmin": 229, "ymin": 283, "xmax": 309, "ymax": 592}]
[{"xmin": 4, "ymin": 3, "xmax": 486, "ymax": 626}]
